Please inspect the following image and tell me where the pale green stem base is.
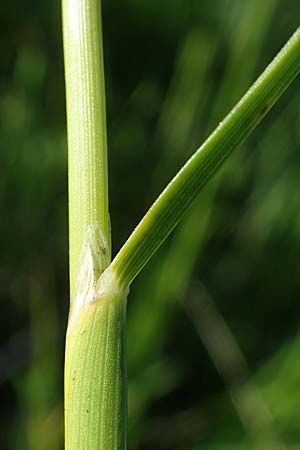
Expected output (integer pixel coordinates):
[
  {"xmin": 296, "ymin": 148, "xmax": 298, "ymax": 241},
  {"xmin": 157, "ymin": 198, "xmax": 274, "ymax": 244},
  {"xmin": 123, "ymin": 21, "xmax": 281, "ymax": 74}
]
[{"xmin": 65, "ymin": 269, "xmax": 128, "ymax": 450}]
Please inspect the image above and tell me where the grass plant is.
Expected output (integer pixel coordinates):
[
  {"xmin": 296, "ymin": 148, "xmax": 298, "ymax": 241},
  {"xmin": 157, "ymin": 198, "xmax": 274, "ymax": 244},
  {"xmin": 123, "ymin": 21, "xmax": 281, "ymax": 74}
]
[{"xmin": 62, "ymin": 1, "xmax": 300, "ymax": 448}]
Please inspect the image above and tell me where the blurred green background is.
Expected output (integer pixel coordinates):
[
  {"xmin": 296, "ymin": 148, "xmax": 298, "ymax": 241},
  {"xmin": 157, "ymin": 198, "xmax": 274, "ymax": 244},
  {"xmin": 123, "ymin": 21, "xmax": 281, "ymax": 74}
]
[{"xmin": 1, "ymin": 1, "xmax": 300, "ymax": 449}]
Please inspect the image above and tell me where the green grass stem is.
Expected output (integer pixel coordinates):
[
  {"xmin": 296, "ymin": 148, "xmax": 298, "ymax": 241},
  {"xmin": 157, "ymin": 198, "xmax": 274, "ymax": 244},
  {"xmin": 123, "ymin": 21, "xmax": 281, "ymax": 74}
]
[
  {"xmin": 63, "ymin": 1, "xmax": 127, "ymax": 450},
  {"xmin": 63, "ymin": 0, "xmax": 110, "ymax": 303}
]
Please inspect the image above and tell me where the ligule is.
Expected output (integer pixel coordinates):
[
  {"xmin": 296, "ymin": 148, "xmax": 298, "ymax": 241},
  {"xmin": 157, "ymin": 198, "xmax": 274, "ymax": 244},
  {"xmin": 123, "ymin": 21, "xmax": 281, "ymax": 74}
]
[{"xmin": 70, "ymin": 224, "xmax": 111, "ymax": 323}]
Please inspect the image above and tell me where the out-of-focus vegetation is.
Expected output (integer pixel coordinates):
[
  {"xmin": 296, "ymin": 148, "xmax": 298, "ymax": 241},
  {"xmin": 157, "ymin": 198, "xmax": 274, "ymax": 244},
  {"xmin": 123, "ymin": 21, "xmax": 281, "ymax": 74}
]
[{"xmin": 1, "ymin": 1, "xmax": 300, "ymax": 449}]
